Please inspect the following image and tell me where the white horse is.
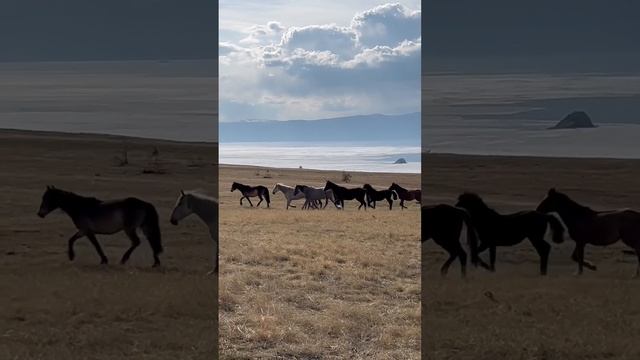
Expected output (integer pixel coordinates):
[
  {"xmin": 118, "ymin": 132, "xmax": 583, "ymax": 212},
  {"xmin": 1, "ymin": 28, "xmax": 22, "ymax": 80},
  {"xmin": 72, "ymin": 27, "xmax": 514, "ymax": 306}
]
[
  {"xmin": 294, "ymin": 185, "xmax": 340, "ymax": 210},
  {"xmin": 170, "ymin": 190, "xmax": 218, "ymax": 274},
  {"xmin": 272, "ymin": 183, "xmax": 305, "ymax": 209}
]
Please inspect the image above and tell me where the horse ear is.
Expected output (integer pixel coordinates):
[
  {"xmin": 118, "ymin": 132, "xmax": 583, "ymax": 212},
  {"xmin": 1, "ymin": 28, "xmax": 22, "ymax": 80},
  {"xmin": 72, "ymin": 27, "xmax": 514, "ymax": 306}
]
[{"xmin": 180, "ymin": 189, "xmax": 185, "ymax": 195}]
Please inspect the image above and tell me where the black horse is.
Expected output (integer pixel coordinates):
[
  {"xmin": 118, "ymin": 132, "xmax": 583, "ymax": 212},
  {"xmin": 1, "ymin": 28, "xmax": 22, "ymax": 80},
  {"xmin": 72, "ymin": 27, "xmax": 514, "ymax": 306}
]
[
  {"xmin": 422, "ymin": 204, "xmax": 479, "ymax": 277},
  {"xmin": 230, "ymin": 182, "xmax": 270, "ymax": 208},
  {"xmin": 537, "ymin": 188, "xmax": 640, "ymax": 277},
  {"xmin": 455, "ymin": 192, "xmax": 565, "ymax": 275},
  {"xmin": 389, "ymin": 183, "xmax": 421, "ymax": 209},
  {"xmin": 37, "ymin": 186, "xmax": 163, "ymax": 267},
  {"xmin": 362, "ymin": 184, "xmax": 397, "ymax": 210},
  {"xmin": 324, "ymin": 181, "xmax": 367, "ymax": 210}
]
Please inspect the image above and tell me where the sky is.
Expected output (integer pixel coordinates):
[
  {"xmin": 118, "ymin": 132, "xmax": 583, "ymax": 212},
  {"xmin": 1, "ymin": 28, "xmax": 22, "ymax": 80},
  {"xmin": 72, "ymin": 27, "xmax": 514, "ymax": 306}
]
[
  {"xmin": 423, "ymin": 0, "xmax": 640, "ymax": 74},
  {"xmin": 219, "ymin": 1, "xmax": 421, "ymax": 122},
  {"xmin": 0, "ymin": 0, "xmax": 217, "ymax": 62}
]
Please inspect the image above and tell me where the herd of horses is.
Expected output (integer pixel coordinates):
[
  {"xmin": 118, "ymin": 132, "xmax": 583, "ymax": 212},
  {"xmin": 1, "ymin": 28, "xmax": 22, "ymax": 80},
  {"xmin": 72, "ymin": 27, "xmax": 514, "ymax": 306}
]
[
  {"xmin": 231, "ymin": 181, "xmax": 421, "ymax": 210},
  {"xmin": 35, "ymin": 180, "xmax": 420, "ymax": 273},
  {"xmin": 39, "ymin": 182, "xmax": 639, "ymax": 279},
  {"xmin": 422, "ymin": 188, "xmax": 640, "ymax": 278}
]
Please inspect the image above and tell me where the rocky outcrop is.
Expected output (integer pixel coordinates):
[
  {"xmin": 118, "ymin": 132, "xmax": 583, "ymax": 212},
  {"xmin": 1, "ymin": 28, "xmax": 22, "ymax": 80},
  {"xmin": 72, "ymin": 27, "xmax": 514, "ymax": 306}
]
[{"xmin": 549, "ymin": 111, "xmax": 596, "ymax": 129}]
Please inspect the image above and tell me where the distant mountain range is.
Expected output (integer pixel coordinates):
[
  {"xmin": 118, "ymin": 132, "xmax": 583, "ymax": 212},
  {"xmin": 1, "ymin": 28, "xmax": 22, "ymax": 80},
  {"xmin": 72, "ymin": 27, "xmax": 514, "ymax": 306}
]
[{"xmin": 219, "ymin": 113, "xmax": 420, "ymax": 143}]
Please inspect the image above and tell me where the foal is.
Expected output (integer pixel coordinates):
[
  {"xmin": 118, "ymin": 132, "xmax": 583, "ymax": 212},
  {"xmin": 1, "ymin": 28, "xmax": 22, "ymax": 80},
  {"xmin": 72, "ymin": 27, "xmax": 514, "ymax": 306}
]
[{"xmin": 37, "ymin": 186, "xmax": 163, "ymax": 267}]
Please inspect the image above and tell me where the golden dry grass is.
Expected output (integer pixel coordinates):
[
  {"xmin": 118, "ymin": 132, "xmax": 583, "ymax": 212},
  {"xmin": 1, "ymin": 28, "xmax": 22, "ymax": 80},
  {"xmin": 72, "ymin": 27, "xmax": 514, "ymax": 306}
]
[
  {"xmin": 423, "ymin": 154, "xmax": 640, "ymax": 360},
  {"xmin": 0, "ymin": 130, "xmax": 218, "ymax": 359},
  {"xmin": 219, "ymin": 165, "xmax": 421, "ymax": 359}
]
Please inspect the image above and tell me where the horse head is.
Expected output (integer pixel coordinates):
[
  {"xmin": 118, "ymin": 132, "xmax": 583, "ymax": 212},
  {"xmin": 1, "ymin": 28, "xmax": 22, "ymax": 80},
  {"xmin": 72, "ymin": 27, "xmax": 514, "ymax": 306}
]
[
  {"xmin": 293, "ymin": 185, "xmax": 304, "ymax": 196},
  {"xmin": 455, "ymin": 192, "xmax": 486, "ymax": 213},
  {"xmin": 38, "ymin": 186, "xmax": 61, "ymax": 218},
  {"xmin": 170, "ymin": 190, "xmax": 191, "ymax": 225},
  {"xmin": 324, "ymin": 180, "xmax": 334, "ymax": 191},
  {"xmin": 230, "ymin": 182, "xmax": 239, "ymax": 192},
  {"xmin": 536, "ymin": 188, "xmax": 562, "ymax": 213}
]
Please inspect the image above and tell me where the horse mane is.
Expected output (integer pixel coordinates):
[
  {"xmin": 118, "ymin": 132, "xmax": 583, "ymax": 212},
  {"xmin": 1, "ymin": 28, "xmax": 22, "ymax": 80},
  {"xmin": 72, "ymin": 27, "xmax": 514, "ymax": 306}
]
[
  {"xmin": 554, "ymin": 191, "xmax": 595, "ymax": 214},
  {"xmin": 184, "ymin": 190, "xmax": 218, "ymax": 203},
  {"xmin": 53, "ymin": 188, "xmax": 103, "ymax": 206}
]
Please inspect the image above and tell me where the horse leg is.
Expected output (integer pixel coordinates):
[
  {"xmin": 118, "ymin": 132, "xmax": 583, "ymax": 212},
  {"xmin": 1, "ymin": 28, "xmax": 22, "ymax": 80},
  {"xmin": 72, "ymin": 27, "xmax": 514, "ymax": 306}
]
[
  {"xmin": 67, "ymin": 231, "xmax": 83, "ymax": 261},
  {"xmin": 489, "ymin": 246, "xmax": 496, "ymax": 272},
  {"xmin": 531, "ymin": 237, "xmax": 551, "ymax": 275},
  {"xmin": 120, "ymin": 228, "xmax": 141, "ymax": 265},
  {"xmin": 474, "ymin": 242, "xmax": 491, "ymax": 270},
  {"xmin": 400, "ymin": 199, "xmax": 407, "ymax": 209},
  {"xmin": 572, "ymin": 243, "xmax": 585, "ymax": 275},
  {"xmin": 246, "ymin": 197, "xmax": 254, "ymax": 207},
  {"xmin": 86, "ymin": 233, "xmax": 108, "ymax": 264},
  {"xmin": 458, "ymin": 247, "xmax": 468, "ymax": 278},
  {"xmin": 571, "ymin": 243, "xmax": 596, "ymax": 274},
  {"xmin": 387, "ymin": 198, "xmax": 393, "ymax": 210},
  {"xmin": 207, "ymin": 238, "xmax": 219, "ymax": 275},
  {"xmin": 256, "ymin": 195, "xmax": 263, "ymax": 207},
  {"xmin": 440, "ymin": 249, "xmax": 457, "ymax": 277},
  {"xmin": 634, "ymin": 248, "xmax": 640, "ymax": 278}
]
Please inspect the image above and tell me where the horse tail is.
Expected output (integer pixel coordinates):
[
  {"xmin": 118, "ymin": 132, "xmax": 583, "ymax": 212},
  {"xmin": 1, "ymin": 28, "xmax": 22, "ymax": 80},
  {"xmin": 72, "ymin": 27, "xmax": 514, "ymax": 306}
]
[
  {"xmin": 459, "ymin": 208, "xmax": 479, "ymax": 266},
  {"xmin": 141, "ymin": 202, "xmax": 163, "ymax": 254},
  {"xmin": 391, "ymin": 190, "xmax": 398, "ymax": 200},
  {"xmin": 546, "ymin": 214, "xmax": 565, "ymax": 244},
  {"xmin": 263, "ymin": 188, "xmax": 270, "ymax": 205}
]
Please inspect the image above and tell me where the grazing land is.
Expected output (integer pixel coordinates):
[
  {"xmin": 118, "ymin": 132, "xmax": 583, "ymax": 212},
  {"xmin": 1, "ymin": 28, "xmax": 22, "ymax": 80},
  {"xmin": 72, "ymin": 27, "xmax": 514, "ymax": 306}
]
[
  {"xmin": 219, "ymin": 165, "xmax": 421, "ymax": 359},
  {"xmin": 423, "ymin": 153, "xmax": 640, "ymax": 360},
  {"xmin": 0, "ymin": 130, "xmax": 218, "ymax": 359}
]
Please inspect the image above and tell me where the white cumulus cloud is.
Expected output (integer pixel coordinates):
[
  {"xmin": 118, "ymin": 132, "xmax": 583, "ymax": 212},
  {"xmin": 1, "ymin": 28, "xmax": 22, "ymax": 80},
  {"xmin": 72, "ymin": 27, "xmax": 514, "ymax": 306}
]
[{"xmin": 219, "ymin": 2, "xmax": 421, "ymax": 121}]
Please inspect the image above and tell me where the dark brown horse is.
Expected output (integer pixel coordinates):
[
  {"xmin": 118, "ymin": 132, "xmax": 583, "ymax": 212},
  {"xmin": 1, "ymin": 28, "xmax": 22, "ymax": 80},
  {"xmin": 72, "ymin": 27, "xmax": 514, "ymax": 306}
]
[
  {"xmin": 362, "ymin": 184, "xmax": 397, "ymax": 210},
  {"xmin": 324, "ymin": 181, "xmax": 367, "ymax": 210},
  {"xmin": 37, "ymin": 186, "xmax": 163, "ymax": 267},
  {"xmin": 537, "ymin": 188, "xmax": 640, "ymax": 277},
  {"xmin": 456, "ymin": 192, "xmax": 564, "ymax": 275},
  {"xmin": 422, "ymin": 204, "xmax": 479, "ymax": 277},
  {"xmin": 389, "ymin": 183, "xmax": 421, "ymax": 209},
  {"xmin": 231, "ymin": 182, "xmax": 270, "ymax": 208}
]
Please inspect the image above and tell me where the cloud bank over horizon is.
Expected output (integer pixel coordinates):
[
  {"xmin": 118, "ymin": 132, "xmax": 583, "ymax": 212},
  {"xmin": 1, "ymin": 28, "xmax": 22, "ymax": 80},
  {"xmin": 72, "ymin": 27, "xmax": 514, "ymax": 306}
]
[{"xmin": 219, "ymin": 2, "xmax": 421, "ymax": 122}]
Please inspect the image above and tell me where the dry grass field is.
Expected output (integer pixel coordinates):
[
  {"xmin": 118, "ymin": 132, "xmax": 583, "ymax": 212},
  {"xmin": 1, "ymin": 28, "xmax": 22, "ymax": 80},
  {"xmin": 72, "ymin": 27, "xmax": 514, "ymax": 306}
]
[
  {"xmin": 423, "ymin": 154, "xmax": 640, "ymax": 360},
  {"xmin": 218, "ymin": 165, "xmax": 421, "ymax": 359},
  {"xmin": 0, "ymin": 130, "xmax": 218, "ymax": 359}
]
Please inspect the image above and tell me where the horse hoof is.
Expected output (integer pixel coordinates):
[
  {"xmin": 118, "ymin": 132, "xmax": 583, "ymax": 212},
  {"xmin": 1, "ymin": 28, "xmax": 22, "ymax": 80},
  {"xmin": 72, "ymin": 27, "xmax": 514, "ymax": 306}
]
[{"xmin": 100, "ymin": 260, "xmax": 109, "ymax": 265}]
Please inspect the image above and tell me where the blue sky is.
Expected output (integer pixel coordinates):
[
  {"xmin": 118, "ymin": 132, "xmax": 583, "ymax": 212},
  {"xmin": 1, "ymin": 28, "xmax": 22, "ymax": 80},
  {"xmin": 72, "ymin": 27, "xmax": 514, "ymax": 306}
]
[{"xmin": 219, "ymin": 1, "xmax": 421, "ymax": 122}]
